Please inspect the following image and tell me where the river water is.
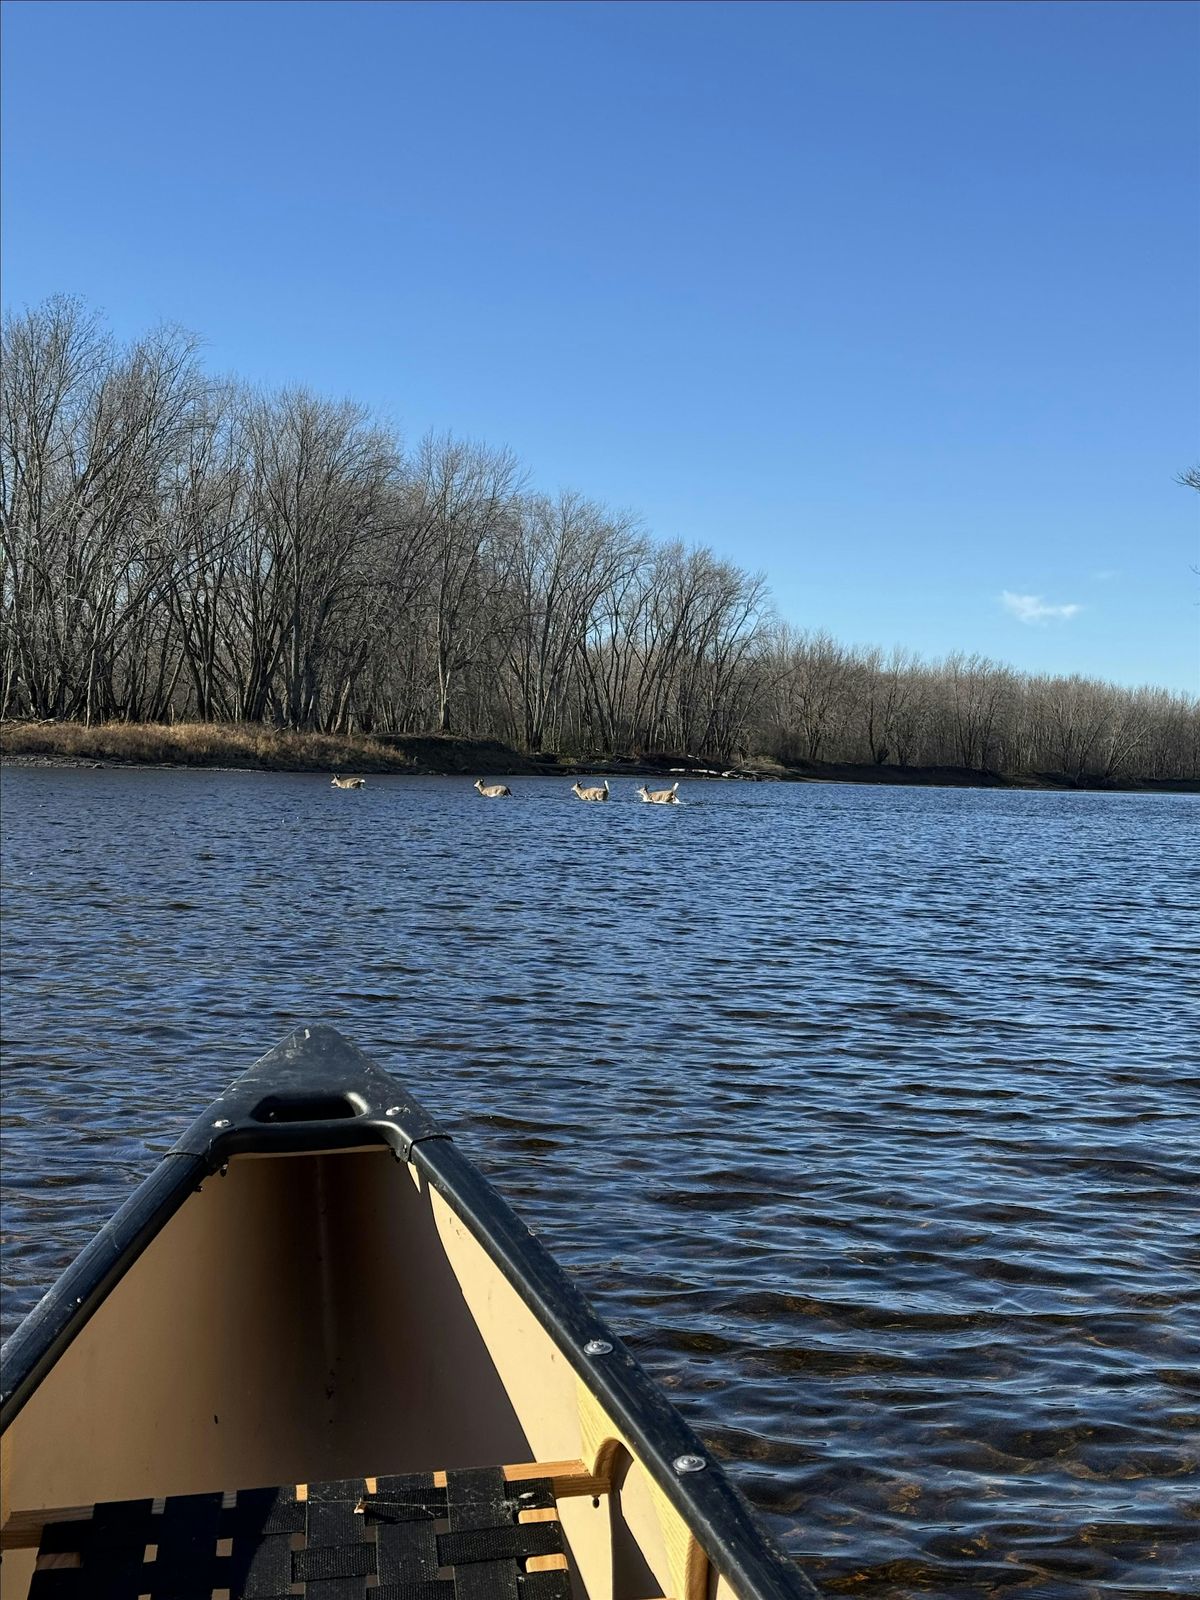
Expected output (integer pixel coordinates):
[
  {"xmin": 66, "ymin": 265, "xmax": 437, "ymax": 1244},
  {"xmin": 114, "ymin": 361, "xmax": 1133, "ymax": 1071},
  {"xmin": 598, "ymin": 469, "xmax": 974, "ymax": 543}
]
[{"xmin": 1, "ymin": 767, "xmax": 1197, "ymax": 1597}]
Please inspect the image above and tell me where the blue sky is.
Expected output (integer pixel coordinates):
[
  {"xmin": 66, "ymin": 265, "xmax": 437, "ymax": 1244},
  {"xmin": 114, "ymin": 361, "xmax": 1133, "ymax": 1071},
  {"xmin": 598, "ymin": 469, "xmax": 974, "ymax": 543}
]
[{"xmin": 3, "ymin": 0, "xmax": 1197, "ymax": 692}]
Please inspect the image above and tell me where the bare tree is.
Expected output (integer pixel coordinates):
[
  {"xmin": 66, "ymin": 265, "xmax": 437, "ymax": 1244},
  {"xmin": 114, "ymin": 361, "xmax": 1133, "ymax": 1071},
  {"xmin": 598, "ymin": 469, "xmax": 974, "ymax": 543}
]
[
  {"xmin": 400, "ymin": 434, "xmax": 523, "ymax": 734},
  {"xmin": 220, "ymin": 390, "xmax": 401, "ymax": 729},
  {"xmin": 857, "ymin": 645, "xmax": 921, "ymax": 765},
  {"xmin": 1, "ymin": 300, "xmax": 205, "ymax": 722},
  {"xmin": 499, "ymin": 490, "xmax": 640, "ymax": 752},
  {"xmin": 765, "ymin": 628, "xmax": 857, "ymax": 762}
]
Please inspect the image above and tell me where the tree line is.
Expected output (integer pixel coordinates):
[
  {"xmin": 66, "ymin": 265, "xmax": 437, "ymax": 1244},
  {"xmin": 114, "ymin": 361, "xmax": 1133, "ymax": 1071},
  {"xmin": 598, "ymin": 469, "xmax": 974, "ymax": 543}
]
[{"xmin": 2, "ymin": 296, "xmax": 1196, "ymax": 782}]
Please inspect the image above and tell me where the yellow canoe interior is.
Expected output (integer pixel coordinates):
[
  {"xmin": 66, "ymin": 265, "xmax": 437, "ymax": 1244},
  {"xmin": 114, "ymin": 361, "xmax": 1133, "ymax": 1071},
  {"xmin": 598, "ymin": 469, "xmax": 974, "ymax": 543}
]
[{"xmin": 0, "ymin": 1145, "xmax": 741, "ymax": 1600}]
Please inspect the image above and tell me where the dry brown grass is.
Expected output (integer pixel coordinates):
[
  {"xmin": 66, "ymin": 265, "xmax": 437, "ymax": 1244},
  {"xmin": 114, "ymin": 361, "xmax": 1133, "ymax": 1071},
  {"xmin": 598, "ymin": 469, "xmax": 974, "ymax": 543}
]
[{"xmin": 0, "ymin": 720, "xmax": 416, "ymax": 773}]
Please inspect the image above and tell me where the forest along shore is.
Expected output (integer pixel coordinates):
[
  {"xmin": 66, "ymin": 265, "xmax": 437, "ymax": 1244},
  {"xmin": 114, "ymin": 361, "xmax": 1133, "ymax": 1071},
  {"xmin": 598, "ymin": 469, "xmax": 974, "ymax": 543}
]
[
  {"xmin": 5, "ymin": 301, "xmax": 1199, "ymax": 796},
  {"xmin": 2, "ymin": 722, "xmax": 1196, "ymax": 792}
]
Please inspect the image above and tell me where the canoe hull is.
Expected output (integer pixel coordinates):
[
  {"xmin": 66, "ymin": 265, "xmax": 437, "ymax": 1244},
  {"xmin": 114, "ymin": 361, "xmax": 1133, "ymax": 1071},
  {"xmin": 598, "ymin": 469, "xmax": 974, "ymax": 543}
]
[{"xmin": 0, "ymin": 1028, "xmax": 817, "ymax": 1600}]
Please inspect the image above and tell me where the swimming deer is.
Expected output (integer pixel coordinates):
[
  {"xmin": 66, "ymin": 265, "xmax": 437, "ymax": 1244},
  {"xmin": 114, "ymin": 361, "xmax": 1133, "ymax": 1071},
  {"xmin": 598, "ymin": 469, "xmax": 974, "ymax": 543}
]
[
  {"xmin": 571, "ymin": 778, "xmax": 610, "ymax": 802},
  {"xmin": 474, "ymin": 779, "xmax": 512, "ymax": 798},
  {"xmin": 636, "ymin": 781, "xmax": 679, "ymax": 804},
  {"xmin": 331, "ymin": 775, "xmax": 366, "ymax": 790}
]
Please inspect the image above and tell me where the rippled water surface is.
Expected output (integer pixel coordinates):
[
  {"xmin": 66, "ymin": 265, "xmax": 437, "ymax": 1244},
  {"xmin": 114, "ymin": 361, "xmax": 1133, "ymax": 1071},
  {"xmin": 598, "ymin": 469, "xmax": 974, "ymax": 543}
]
[{"xmin": 2, "ymin": 768, "xmax": 1198, "ymax": 1597}]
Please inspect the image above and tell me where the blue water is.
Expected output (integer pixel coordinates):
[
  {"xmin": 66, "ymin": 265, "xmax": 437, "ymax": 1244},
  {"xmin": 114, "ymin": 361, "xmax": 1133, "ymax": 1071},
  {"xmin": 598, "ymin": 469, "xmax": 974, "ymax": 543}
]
[{"xmin": 2, "ymin": 767, "xmax": 1197, "ymax": 1597}]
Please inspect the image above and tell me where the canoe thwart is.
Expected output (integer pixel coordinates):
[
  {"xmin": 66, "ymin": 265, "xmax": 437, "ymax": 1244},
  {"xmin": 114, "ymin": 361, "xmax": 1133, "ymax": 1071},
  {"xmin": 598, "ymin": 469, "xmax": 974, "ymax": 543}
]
[{"xmin": 13, "ymin": 1468, "xmax": 575, "ymax": 1599}]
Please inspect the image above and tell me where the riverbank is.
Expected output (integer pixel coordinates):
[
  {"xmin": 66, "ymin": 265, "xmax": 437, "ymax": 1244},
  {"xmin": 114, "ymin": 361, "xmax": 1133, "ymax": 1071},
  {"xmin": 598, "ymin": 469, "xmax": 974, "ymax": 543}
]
[
  {"xmin": 0, "ymin": 721, "xmax": 573, "ymax": 776},
  {"xmin": 1, "ymin": 721, "xmax": 1195, "ymax": 791},
  {"xmin": 0, "ymin": 720, "xmax": 421, "ymax": 774}
]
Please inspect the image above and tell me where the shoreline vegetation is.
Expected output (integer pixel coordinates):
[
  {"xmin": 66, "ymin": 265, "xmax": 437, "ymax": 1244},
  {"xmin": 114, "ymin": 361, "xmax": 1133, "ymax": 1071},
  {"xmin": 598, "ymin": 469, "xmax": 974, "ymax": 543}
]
[
  {"xmin": 2, "ymin": 721, "xmax": 1196, "ymax": 793},
  {"xmin": 3, "ymin": 298, "xmax": 1197, "ymax": 790}
]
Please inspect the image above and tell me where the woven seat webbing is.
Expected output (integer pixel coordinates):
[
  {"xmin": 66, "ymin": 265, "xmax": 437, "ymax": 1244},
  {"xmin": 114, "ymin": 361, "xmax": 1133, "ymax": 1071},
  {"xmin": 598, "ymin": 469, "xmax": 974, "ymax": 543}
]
[{"xmin": 28, "ymin": 1471, "xmax": 574, "ymax": 1600}]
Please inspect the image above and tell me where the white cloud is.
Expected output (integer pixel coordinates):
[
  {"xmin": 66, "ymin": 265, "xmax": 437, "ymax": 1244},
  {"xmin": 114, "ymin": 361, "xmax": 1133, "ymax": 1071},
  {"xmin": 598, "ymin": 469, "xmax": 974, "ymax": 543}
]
[{"xmin": 1000, "ymin": 591, "xmax": 1083, "ymax": 625}]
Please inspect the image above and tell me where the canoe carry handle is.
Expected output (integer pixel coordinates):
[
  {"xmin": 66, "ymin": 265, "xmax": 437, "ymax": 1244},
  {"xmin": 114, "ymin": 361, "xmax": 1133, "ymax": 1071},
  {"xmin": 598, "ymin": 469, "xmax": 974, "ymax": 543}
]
[{"xmin": 250, "ymin": 1091, "xmax": 366, "ymax": 1124}]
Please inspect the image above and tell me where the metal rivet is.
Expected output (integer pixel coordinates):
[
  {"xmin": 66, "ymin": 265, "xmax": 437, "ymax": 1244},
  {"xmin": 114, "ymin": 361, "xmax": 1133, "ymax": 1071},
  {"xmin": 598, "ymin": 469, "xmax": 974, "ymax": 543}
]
[
  {"xmin": 583, "ymin": 1339, "xmax": 613, "ymax": 1356},
  {"xmin": 385, "ymin": 1106, "xmax": 402, "ymax": 1117},
  {"xmin": 212, "ymin": 1119, "xmax": 231, "ymax": 1128},
  {"xmin": 673, "ymin": 1455, "xmax": 706, "ymax": 1474}
]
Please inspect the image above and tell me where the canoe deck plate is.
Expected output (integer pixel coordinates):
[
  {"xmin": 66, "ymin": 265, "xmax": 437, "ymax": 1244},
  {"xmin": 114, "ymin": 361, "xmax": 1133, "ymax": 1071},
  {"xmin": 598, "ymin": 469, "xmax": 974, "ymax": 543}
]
[{"xmin": 18, "ymin": 1466, "xmax": 574, "ymax": 1600}]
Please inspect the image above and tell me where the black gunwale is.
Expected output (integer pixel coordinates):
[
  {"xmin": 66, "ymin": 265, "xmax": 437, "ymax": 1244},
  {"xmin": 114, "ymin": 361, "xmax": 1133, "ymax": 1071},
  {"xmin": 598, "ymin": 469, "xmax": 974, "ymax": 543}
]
[{"xmin": 0, "ymin": 1025, "xmax": 820, "ymax": 1600}]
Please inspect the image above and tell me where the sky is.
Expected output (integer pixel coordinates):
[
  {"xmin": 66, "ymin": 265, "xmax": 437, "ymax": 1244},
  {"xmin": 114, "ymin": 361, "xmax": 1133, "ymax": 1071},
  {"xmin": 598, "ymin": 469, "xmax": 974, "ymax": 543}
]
[{"xmin": 2, "ymin": 0, "xmax": 1197, "ymax": 693}]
